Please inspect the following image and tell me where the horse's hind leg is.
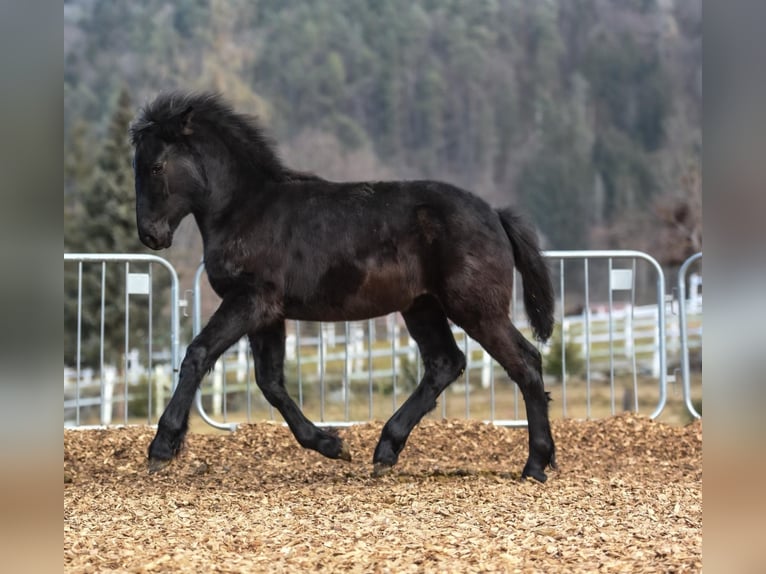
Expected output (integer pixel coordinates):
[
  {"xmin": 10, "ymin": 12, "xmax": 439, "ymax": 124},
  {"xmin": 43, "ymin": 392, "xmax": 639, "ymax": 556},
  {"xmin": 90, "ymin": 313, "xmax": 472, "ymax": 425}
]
[
  {"xmin": 372, "ymin": 295, "xmax": 466, "ymax": 475},
  {"xmin": 248, "ymin": 322, "xmax": 350, "ymax": 461},
  {"xmin": 458, "ymin": 316, "xmax": 556, "ymax": 482}
]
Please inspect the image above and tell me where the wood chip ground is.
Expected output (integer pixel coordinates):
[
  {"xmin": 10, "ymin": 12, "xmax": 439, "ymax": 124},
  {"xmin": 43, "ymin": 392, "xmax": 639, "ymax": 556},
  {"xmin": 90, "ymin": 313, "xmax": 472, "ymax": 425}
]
[{"xmin": 64, "ymin": 414, "xmax": 701, "ymax": 573}]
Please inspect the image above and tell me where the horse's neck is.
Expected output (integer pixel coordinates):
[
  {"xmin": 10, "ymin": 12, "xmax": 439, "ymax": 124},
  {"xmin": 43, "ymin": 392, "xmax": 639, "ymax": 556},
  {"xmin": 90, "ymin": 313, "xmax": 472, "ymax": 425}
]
[
  {"xmin": 191, "ymin": 181, "xmax": 254, "ymax": 253},
  {"xmin": 193, "ymin": 148, "xmax": 288, "ymax": 251},
  {"xmin": 193, "ymin": 205, "xmax": 226, "ymax": 255}
]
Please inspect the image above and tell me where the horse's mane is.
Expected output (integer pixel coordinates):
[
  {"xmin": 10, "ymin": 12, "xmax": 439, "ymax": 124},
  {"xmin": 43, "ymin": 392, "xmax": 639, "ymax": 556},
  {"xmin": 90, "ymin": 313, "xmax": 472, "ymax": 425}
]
[{"xmin": 130, "ymin": 91, "xmax": 306, "ymax": 182}]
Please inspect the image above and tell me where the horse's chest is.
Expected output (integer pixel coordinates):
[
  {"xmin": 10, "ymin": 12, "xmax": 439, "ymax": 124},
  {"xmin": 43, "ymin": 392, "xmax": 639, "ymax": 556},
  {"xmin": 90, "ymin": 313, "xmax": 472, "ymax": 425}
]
[
  {"xmin": 203, "ymin": 244, "xmax": 282, "ymax": 299},
  {"xmin": 205, "ymin": 268, "xmax": 239, "ymax": 298},
  {"xmin": 203, "ymin": 254, "xmax": 250, "ymax": 297}
]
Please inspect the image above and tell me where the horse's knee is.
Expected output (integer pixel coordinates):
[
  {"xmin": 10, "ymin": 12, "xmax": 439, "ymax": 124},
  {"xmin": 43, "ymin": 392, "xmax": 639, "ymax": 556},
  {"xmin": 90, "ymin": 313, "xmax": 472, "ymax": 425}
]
[{"xmin": 180, "ymin": 344, "xmax": 209, "ymax": 377}]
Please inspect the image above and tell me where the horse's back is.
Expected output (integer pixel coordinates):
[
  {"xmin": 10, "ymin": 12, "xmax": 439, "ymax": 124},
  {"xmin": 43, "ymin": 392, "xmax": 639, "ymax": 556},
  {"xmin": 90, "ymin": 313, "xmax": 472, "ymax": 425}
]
[
  {"xmin": 283, "ymin": 178, "xmax": 508, "ymax": 249},
  {"xmin": 275, "ymin": 179, "xmax": 515, "ymax": 321}
]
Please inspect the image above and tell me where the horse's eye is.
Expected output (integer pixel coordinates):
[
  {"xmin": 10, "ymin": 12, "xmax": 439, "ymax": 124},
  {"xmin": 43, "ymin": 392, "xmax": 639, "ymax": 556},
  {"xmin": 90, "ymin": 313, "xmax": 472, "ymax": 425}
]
[{"xmin": 151, "ymin": 162, "xmax": 165, "ymax": 176}]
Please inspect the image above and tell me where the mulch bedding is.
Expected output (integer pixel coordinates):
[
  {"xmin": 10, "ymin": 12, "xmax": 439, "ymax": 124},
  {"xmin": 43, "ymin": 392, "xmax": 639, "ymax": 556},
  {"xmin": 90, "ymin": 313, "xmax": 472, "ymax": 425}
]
[{"xmin": 64, "ymin": 414, "xmax": 701, "ymax": 573}]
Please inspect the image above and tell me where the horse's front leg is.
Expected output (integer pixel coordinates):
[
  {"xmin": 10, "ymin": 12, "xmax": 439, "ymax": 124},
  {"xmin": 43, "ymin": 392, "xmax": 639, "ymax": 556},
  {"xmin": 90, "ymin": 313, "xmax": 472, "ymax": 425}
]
[
  {"xmin": 147, "ymin": 292, "xmax": 261, "ymax": 472},
  {"xmin": 248, "ymin": 323, "xmax": 351, "ymax": 461}
]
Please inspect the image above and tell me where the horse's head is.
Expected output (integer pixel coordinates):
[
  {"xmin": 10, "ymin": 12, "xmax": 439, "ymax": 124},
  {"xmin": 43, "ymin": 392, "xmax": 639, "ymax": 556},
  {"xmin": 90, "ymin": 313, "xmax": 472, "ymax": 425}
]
[{"xmin": 130, "ymin": 105, "xmax": 205, "ymax": 250}]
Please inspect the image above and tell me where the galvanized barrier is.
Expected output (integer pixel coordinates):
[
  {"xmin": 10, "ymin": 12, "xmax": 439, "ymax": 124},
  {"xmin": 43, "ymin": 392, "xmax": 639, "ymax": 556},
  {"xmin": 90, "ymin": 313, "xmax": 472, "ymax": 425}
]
[
  {"xmin": 543, "ymin": 250, "xmax": 668, "ymax": 421},
  {"xmin": 64, "ymin": 254, "xmax": 180, "ymax": 427},
  {"xmin": 676, "ymin": 252, "xmax": 702, "ymax": 419},
  {"xmin": 190, "ymin": 250, "xmax": 671, "ymax": 428},
  {"xmin": 63, "ymin": 250, "xmax": 693, "ymax": 429}
]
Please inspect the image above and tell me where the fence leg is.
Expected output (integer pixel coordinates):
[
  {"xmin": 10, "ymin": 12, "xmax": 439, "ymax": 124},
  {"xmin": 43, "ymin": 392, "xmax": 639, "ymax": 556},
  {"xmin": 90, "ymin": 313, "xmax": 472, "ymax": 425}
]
[
  {"xmin": 652, "ymin": 307, "xmax": 661, "ymax": 379},
  {"xmin": 481, "ymin": 350, "xmax": 492, "ymax": 389},
  {"xmin": 101, "ymin": 367, "xmax": 116, "ymax": 426},
  {"xmin": 236, "ymin": 338, "xmax": 247, "ymax": 383},
  {"xmin": 154, "ymin": 365, "xmax": 169, "ymax": 422},
  {"xmin": 212, "ymin": 361, "xmax": 223, "ymax": 416}
]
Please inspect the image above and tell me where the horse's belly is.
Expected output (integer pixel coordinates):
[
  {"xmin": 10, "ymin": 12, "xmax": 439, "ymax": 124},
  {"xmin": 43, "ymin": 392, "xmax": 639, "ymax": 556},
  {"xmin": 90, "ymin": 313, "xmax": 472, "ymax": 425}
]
[
  {"xmin": 284, "ymin": 263, "xmax": 422, "ymax": 321},
  {"xmin": 285, "ymin": 301, "xmax": 407, "ymax": 322}
]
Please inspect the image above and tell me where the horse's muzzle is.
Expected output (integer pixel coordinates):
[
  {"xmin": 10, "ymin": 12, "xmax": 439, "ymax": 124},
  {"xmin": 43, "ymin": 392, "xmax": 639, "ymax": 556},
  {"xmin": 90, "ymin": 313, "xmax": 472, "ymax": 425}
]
[
  {"xmin": 140, "ymin": 233, "xmax": 165, "ymax": 250},
  {"xmin": 139, "ymin": 224, "xmax": 172, "ymax": 250}
]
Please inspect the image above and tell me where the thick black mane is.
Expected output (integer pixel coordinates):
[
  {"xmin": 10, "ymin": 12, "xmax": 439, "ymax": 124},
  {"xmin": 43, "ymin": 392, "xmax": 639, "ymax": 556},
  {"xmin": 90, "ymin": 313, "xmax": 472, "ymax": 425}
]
[{"xmin": 130, "ymin": 91, "xmax": 292, "ymax": 181}]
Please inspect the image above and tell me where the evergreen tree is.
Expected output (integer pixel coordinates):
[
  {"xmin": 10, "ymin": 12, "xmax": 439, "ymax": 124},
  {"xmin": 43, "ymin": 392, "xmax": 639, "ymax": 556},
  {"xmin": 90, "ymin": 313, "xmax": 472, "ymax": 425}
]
[
  {"xmin": 518, "ymin": 76, "xmax": 595, "ymax": 249},
  {"xmin": 65, "ymin": 120, "xmax": 93, "ymax": 199},
  {"xmin": 65, "ymin": 88, "xmax": 166, "ymax": 368},
  {"xmin": 85, "ymin": 88, "xmax": 144, "ymax": 254}
]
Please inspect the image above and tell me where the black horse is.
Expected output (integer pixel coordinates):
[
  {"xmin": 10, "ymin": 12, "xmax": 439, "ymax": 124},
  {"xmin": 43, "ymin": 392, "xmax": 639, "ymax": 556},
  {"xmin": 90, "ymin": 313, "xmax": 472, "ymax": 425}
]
[{"xmin": 130, "ymin": 92, "xmax": 557, "ymax": 482}]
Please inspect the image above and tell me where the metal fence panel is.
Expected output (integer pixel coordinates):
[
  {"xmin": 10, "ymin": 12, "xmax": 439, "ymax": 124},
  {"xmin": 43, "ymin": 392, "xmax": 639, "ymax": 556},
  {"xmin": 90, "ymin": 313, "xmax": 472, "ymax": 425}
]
[
  {"xmin": 676, "ymin": 252, "xmax": 702, "ymax": 419},
  {"xmin": 64, "ymin": 250, "xmax": 694, "ymax": 429},
  {"xmin": 190, "ymin": 250, "xmax": 672, "ymax": 428},
  {"xmin": 64, "ymin": 254, "xmax": 179, "ymax": 427}
]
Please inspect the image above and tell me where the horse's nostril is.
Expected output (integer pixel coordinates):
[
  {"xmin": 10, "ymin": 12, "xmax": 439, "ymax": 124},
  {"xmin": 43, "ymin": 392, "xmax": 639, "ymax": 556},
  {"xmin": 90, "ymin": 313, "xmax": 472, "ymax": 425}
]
[{"xmin": 142, "ymin": 233, "xmax": 158, "ymax": 248}]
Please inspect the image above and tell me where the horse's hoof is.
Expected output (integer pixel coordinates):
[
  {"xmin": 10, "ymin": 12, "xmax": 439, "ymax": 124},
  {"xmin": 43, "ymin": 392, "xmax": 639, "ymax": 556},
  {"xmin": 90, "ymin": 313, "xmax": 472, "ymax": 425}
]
[
  {"xmin": 148, "ymin": 457, "xmax": 172, "ymax": 474},
  {"xmin": 521, "ymin": 464, "xmax": 548, "ymax": 483},
  {"xmin": 337, "ymin": 440, "xmax": 352, "ymax": 462},
  {"xmin": 371, "ymin": 462, "xmax": 393, "ymax": 478}
]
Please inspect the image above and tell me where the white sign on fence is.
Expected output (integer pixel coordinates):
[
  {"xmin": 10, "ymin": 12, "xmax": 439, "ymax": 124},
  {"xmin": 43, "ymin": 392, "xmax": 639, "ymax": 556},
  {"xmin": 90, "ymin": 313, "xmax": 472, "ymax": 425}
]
[
  {"xmin": 127, "ymin": 273, "xmax": 150, "ymax": 295},
  {"xmin": 610, "ymin": 269, "xmax": 633, "ymax": 291}
]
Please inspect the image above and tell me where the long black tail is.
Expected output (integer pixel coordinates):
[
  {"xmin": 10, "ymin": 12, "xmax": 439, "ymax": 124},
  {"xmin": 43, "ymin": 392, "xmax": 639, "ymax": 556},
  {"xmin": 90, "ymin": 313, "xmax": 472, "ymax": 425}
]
[{"xmin": 496, "ymin": 208, "xmax": 555, "ymax": 342}]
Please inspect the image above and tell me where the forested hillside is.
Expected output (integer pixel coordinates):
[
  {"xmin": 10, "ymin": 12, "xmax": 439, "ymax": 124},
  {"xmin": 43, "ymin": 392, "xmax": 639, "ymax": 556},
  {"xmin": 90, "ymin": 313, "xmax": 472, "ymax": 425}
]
[{"xmin": 64, "ymin": 0, "xmax": 701, "ymax": 260}]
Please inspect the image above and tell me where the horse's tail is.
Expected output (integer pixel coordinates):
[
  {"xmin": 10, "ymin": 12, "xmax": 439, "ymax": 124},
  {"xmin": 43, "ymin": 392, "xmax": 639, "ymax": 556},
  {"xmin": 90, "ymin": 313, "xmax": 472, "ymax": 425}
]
[{"xmin": 496, "ymin": 208, "xmax": 555, "ymax": 342}]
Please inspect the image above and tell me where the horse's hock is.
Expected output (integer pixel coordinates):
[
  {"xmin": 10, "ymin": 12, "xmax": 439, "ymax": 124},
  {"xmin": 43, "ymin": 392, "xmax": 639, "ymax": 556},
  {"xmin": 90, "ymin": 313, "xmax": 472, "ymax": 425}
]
[{"xmin": 64, "ymin": 414, "xmax": 701, "ymax": 573}]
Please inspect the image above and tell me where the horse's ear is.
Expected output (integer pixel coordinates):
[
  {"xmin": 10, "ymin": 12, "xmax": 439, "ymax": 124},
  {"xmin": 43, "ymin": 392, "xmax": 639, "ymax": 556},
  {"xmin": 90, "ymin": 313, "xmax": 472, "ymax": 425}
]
[{"xmin": 179, "ymin": 106, "xmax": 194, "ymax": 136}]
